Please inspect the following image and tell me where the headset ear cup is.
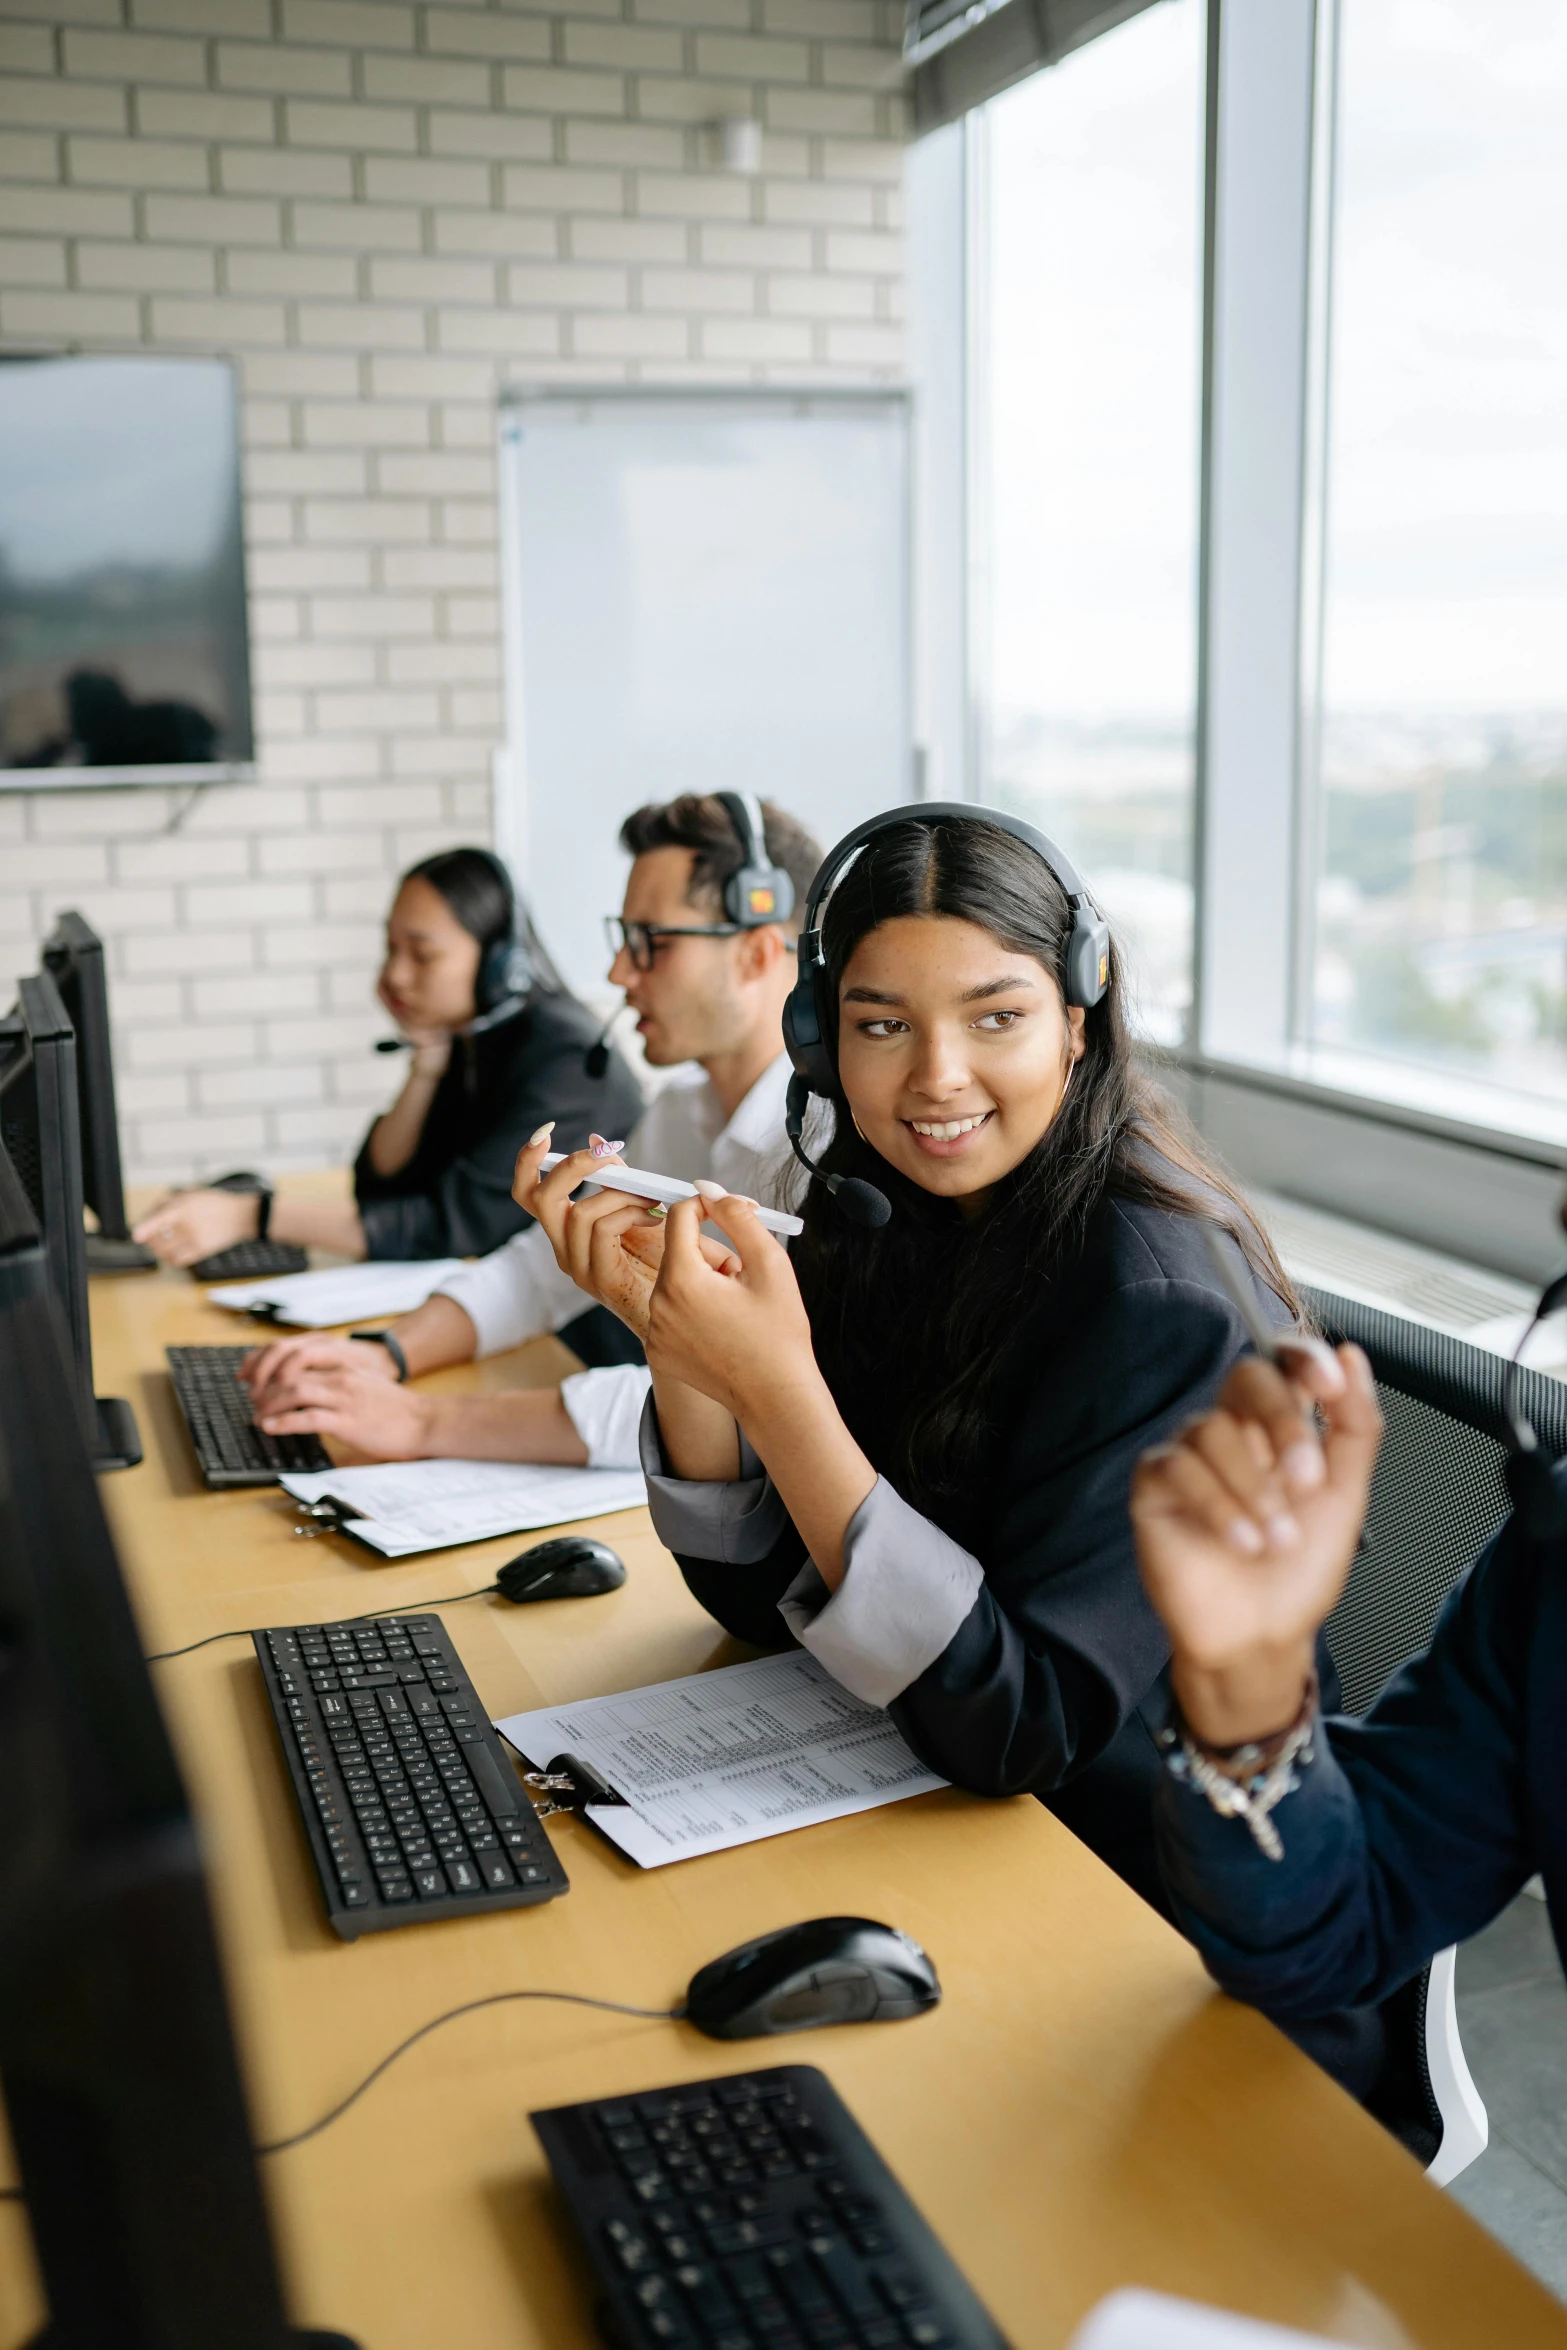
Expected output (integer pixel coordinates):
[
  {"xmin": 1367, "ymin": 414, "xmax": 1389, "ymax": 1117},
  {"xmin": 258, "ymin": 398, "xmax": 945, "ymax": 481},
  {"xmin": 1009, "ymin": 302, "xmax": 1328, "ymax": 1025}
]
[
  {"xmin": 782, "ymin": 969, "xmax": 835, "ymax": 1097},
  {"xmin": 476, "ymin": 936, "xmax": 533, "ymax": 1013},
  {"xmin": 1065, "ymin": 914, "xmax": 1111, "ymax": 1010}
]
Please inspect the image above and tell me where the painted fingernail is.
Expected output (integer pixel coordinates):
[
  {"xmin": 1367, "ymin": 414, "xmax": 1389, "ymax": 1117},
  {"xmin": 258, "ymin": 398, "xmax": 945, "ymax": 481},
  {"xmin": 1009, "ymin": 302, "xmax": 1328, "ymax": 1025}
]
[
  {"xmin": 529, "ymin": 1121, "xmax": 555, "ymax": 1146},
  {"xmin": 592, "ymin": 1137, "xmax": 626, "ymax": 1158},
  {"xmin": 692, "ymin": 1179, "xmax": 726, "ymax": 1200},
  {"xmin": 1230, "ymin": 1517, "xmax": 1265, "ymax": 1555},
  {"xmin": 1282, "ymin": 1442, "xmax": 1324, "ymax": 1490},
  {"xmin": 1267, "ymin": 1512, "xmax": 1300, "ymax": 1548},
  {"xmin": 648, "ymin": 1202, "xmax": 668, "ymax": 1219}
]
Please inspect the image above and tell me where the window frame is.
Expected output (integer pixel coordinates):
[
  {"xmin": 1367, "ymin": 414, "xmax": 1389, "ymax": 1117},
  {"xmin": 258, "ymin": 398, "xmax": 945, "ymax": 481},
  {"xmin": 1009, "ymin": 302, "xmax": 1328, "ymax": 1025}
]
[{"xmin": 908, "ymin": 0, "xmax": 1567, "ymax": 1278}]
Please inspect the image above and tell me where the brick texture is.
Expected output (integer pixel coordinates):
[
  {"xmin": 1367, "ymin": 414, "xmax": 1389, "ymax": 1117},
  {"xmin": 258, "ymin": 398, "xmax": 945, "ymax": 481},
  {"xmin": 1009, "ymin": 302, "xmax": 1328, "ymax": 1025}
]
[{"xmin": 0, "ymin": 0, "xmax": 906, "ymax": 1182}]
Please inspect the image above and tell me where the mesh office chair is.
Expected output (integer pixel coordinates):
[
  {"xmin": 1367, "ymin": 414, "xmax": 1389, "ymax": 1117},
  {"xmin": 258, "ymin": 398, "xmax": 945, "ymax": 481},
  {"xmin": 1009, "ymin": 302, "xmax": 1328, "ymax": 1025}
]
[{"xmin": 1301, "ymin": 1286, "xmax": 1567, "ymax": 2186}]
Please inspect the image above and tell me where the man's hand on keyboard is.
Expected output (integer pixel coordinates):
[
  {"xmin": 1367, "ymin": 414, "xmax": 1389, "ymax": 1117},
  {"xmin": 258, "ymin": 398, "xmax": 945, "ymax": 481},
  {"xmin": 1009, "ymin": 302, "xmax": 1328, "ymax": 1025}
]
[
  {"xmin": 250, "ymin": 1354, "xmax": 435, "ymax": 1463},
  {"xmin": 242, "ymin": 1331, "xmax": 398, "ymax": 1417}
]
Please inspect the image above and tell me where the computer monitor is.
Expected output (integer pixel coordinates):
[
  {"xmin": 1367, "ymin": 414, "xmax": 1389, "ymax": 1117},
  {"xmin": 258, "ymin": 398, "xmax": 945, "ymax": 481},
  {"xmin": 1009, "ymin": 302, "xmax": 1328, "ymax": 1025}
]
[
  {"xmin": 40, "ymin": 910, "xmax": 156, "ymax": 1274},
  {"xmin": 0, "ymin": 971, "xmax": 140, "ymax": 1469},
  {"xmin": 0, "ymin": 1140, "xmax": 356, "ymax": 2350}
]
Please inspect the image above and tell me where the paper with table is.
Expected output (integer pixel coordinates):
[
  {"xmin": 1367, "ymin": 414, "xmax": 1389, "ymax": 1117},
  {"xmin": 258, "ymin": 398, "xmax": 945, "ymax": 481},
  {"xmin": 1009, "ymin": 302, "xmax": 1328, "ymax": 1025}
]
[
  {"xmin": 278, "ymin": 1457, "xmax": 646, "ymax": 1558},
  {"xmin": 205, "ymin": 1258, "xmax": 463, "ymax": 1327},
  {"xmin": 494, "ymin": 1649, "xmax": 947, "ymax": 1868}
]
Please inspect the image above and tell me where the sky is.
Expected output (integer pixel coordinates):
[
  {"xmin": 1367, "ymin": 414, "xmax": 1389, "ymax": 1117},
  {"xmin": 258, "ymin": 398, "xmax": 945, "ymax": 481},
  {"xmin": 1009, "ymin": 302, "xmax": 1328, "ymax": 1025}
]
[
  {"xmin": 984, "ymin": 0, "xmax": 1204, "ymax": 727},
  {"xmin": 1323, "ymin": 0, "xmax": 1567, "ymax": 710}
]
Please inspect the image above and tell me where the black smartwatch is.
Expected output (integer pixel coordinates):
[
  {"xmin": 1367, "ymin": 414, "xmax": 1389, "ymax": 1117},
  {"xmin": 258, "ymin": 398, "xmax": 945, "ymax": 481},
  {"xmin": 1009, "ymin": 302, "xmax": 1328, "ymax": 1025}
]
[
  {"xmin": 255, "ymin": 1184, "xmax": 274, "ymax": 1241},
  {"xmin": 350, "ymin": 1329, "xmax": 409, "ymax": 1383}
]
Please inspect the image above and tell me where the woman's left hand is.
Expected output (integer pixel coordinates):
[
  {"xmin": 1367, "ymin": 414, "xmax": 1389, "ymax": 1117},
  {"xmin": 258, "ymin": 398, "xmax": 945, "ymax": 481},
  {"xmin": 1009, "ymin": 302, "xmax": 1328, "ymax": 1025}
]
[
  {"xmin": 516, "ymin": 1133, "xmax": 731, "ymax": 1341},
  {"xmin": 132, "ymin": 1186, "xmax": 258, "ymax": 1267},
  {"xmin": 646, "ymin": 1185, "xmax": 818, "ymax": 1422}
]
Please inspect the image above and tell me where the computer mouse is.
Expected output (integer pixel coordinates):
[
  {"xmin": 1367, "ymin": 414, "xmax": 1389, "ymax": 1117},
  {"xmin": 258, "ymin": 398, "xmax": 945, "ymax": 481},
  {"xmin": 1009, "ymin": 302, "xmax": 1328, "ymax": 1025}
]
[
  {"xmin": 683, "ymin": 1916, "xmax": 941, "ymax": 2041},
  {"xmin": 495, "ymin": 1536, "xmax": 627, "ymax": 1603}
]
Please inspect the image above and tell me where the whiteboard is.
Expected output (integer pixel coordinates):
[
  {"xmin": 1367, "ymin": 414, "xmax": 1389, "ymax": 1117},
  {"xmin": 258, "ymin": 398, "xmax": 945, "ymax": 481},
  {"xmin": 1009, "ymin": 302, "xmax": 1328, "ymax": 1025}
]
[{"xmin": 499, "ymin": 390, "xmax": 912, "ymax": 998}]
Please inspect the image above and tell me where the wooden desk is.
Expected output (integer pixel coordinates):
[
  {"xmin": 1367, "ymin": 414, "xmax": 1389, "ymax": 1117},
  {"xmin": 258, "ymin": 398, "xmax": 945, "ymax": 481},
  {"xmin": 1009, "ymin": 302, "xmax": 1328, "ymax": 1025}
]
[{"xmin": 2, "ymin": 1260, "xmax": 1563, "ymax": 2349}]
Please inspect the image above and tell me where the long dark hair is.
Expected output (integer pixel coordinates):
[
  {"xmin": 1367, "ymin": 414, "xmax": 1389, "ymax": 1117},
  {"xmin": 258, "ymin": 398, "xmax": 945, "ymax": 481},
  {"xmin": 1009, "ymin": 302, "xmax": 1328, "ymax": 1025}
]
[
  {"xmin": 400, "ymin": 847, "xmax": 566, "ymax": 996},
  {"xmin": 790, "ymin": 817, "xmax": 1296, "ymax": 1527}
]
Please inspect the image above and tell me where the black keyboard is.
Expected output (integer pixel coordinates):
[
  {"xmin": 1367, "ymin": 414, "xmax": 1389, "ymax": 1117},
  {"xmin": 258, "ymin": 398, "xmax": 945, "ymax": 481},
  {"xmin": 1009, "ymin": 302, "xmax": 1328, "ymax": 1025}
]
[
  {"xmin": 166, "ymin": 1344, "xmax": 331, "ymax": 1486},
  {"xmin": 191, "ymin": 1237, "xmax": 309, "ymax": 1280},
  {"xmin": 254, "ymin": 1612, "xmax": 569, "ymax": 1939},
  {"xmin": 532, "ymin": 2065, "xmax": 1008, "ymax": 2350}
]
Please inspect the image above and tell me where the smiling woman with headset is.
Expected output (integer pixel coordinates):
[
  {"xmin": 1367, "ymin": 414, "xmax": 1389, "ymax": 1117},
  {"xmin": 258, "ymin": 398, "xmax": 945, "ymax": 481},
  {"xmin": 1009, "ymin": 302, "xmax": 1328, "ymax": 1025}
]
[
  {"xmin": 520, "ymin": 807, "xmax": 1335, "ymax": 1914},
  {"xmin": 135, "ymin": 848, "xmax": 643, "ymax": 1269}
]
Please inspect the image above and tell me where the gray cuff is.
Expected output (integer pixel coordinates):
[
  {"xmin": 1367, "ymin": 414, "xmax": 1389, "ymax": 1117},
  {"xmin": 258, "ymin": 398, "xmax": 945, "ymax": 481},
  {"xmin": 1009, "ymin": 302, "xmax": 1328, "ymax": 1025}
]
[
  {"xmin": 638, "ymin": 1391, "xmax": 789, "ymax": 1565},
  {"xmin": 777, "ymin": 1477, "xmax": 984, "ymax": 1709}
]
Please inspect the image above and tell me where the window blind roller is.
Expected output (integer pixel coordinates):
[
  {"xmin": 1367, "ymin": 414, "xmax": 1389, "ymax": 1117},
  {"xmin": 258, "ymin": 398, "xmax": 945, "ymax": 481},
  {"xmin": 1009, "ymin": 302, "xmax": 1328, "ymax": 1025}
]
[{"xmin": 906, "ymin": 0, "xmax": 1165, "ymax": 131}]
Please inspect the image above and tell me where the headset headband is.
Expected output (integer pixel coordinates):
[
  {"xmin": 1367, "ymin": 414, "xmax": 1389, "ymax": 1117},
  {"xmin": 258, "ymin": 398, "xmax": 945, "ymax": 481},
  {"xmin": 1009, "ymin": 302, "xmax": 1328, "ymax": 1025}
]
[
  {"xmin": 716, "ymin": 790, "xmax": 767, "ymax": 872},
  {"xmin": 798, "ymin": 801, "xmax": 1097, "ymax": 955}
]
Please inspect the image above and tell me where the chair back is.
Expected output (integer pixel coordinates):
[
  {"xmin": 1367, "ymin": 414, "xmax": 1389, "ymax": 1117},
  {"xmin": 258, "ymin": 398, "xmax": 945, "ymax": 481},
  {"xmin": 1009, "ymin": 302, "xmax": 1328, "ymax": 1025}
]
[{"xmin": 1304, "ymin": 1286, "xmax": 1567, "ymax": 1717}]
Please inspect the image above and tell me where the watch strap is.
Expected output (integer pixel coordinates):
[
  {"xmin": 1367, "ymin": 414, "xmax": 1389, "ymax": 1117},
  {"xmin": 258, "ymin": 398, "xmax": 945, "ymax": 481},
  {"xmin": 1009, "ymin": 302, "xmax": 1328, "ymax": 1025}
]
[{"xmin": 350, "ymin": 1329, "xmax": 409, "ymax": 1383}]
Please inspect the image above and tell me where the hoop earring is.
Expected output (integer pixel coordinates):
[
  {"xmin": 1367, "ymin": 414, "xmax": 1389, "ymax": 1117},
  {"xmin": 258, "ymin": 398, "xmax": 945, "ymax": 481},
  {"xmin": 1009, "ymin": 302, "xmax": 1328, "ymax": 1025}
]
[{"xmin": 850, "ymin": 1110, "xmax": 870, "ymax": 1145}]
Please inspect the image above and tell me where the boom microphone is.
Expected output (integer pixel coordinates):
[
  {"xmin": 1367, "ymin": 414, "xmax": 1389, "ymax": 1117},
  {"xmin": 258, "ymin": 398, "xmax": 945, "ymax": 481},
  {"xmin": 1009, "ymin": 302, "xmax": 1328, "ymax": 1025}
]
[{"xmin": 785, "ymin": 1075, "xmax": 891, "ymax": 1229}]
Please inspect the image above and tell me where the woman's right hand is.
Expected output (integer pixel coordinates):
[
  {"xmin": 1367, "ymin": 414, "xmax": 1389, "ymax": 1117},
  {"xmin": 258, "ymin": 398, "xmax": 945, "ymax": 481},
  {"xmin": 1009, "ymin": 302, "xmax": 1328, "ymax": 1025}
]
[{"xmin": 1130, "ymin": 1342, "xmax": 1383, "ymax": 1747}]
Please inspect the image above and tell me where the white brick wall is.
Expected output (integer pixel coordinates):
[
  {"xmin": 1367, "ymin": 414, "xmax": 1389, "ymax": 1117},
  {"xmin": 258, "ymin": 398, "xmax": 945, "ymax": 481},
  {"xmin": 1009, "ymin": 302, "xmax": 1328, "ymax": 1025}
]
[{"xmin": 0, "ymin": 0, "xmax": 906, "ymax": 1184}]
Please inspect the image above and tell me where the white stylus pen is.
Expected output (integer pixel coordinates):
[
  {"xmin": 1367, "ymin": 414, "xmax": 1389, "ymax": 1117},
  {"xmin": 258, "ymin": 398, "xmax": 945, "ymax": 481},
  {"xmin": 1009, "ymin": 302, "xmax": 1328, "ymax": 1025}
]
[
  {"xmin": 538, "ymin": 1153, "xmax": 803, "ymax": 1238},
  {"xmin": 1199, "ymin": 1223, "xmax": 1284, "ymax": 1363}
]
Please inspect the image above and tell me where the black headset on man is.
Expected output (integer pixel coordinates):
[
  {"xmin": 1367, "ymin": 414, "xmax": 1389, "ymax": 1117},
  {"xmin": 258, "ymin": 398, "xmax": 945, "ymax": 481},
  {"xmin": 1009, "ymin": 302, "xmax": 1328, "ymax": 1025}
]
[{"xmin": 583, "ymin": 791, "xmax": 799, "ymax": 1078}]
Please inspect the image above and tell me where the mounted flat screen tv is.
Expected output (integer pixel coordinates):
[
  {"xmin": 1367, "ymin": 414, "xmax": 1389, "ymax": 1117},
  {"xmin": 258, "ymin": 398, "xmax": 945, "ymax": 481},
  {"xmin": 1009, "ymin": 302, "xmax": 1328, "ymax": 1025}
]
[{"xmin": 0, "ymin": 354, "xmax": 253, "ymax": 787}]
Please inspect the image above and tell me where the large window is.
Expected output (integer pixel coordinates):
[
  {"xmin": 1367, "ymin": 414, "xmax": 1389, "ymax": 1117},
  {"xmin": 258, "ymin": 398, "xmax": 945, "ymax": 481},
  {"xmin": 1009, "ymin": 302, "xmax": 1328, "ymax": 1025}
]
[
  {"xmin": 980, "ymin": 1, "xmax": 1204, "ymax": 1045},
  {"xmin": 1309, "ymin": 1, "xmax": 1567, "ymax": 1112}
]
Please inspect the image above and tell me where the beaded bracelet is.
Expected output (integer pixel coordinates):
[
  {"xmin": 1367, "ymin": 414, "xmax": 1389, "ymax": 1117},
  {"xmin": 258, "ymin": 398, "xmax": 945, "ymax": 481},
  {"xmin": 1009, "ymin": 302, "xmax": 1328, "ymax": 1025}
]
[{"xmin": 1157, "ymin": 1674, "xmax": 1319, "ymax": 1862}]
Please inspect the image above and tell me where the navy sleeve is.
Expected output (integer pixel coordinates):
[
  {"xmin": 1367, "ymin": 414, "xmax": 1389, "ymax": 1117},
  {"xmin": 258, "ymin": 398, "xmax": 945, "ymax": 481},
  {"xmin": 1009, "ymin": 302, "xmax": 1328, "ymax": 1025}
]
[{"xmin": 1155, "ymin": 1512, "xmax": 1539, "ymax": 2014}]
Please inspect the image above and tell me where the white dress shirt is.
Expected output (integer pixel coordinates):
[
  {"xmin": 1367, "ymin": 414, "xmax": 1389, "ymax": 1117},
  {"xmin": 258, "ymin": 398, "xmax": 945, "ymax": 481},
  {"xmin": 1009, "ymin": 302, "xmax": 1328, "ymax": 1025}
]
[{"xmin": 432, "ymin": 1052, "xmax": 803, "ymax": 1470}]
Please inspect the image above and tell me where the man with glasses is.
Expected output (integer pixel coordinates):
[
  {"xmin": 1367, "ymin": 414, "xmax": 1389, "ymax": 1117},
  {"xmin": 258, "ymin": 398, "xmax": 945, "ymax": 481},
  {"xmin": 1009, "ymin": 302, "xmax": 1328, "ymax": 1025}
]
[{"xmin": 242, "ymin": 795, "xmax": 822, "ymax": 1470}]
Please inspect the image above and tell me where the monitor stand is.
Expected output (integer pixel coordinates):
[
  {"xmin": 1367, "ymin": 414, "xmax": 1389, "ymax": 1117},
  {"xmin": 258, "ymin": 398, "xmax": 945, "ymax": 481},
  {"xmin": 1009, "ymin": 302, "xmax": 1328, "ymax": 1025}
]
[
  {"xmin": 85, "ymin": 1232, "xmax": 158, "ymax": 1274},
  {"xmin": 91, "ymin": 1393, "xmax": 142, "ymax": 1473}
]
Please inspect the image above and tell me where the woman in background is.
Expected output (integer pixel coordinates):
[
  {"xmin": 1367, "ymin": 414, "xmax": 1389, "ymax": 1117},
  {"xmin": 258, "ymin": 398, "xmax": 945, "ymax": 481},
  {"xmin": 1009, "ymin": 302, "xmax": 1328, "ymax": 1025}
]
[{"xmin": 135, "ymin": 847, "xmax": 642, "ymax": 1266}]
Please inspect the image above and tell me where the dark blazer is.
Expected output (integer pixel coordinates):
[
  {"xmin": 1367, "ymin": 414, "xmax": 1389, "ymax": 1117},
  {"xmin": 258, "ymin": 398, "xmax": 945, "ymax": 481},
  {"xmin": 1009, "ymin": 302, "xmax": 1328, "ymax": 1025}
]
[
  {"xmin": 671, "ymin": 1195, "xmax": 1308, "ymax": 1914},
  {"xmin": 1155, "ymin": 1472, "xmax": 1567, "ymax": 2016},
  {"xmin": 352, "ymin": 990, "xmax": 642, "ymax": 1261}
]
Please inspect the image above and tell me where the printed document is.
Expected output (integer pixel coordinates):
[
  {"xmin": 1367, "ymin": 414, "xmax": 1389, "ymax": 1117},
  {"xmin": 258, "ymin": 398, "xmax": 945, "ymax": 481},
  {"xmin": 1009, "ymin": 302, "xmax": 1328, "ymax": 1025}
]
[
  {"xmin": 278, "ymin": 1457, "xmax": 646, "ymax": 1557},
  {"xmin": 206, "ymin": 1259, "xmax": 463, "ymax": 1327},
  {"xmin": 1069, "ymin": 2290, "xmax": 1351, "ymax": 2350},
  {"xmin": 494, "ymin": 1649, "xmax": 947, "ymax": 1868}
]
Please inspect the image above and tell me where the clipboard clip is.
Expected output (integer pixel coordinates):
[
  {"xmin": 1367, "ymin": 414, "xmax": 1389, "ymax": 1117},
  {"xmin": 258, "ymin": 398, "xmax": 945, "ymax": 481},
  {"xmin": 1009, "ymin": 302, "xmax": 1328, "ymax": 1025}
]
[
  {"xmin": 291, "ymin": 1494, "xmax": 365, "ymax": 1540},
  {"xmin": 521, "ymin": 1751, "xmax": 629, "ymax": 1820}
]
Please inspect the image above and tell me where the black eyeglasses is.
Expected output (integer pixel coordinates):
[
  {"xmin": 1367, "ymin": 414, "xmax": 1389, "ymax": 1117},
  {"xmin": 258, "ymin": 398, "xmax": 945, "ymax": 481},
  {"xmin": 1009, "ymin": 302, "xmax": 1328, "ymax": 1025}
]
[{"xmin": 604, "ymin": 916, "xmax": 741, "ymax": 973}]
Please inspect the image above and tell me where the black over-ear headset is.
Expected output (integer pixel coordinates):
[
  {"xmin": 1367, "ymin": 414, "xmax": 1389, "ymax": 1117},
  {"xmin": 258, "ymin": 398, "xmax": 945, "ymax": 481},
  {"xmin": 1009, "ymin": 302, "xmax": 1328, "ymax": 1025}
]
[
  {"xmin": 584, "ymin": 792, "xmax": 797, "ymax": 1077},
  {"xmin": 1504, "ymin": 1269, "xmax": 1567, "ymax": 1543},
  {"xmin": 780, "ymin": 801, "xmax": 1112, "ymax": 1230},
  {"xmin": 471, "ymin": 849, "xmax": 536, "ymax": 1026}
]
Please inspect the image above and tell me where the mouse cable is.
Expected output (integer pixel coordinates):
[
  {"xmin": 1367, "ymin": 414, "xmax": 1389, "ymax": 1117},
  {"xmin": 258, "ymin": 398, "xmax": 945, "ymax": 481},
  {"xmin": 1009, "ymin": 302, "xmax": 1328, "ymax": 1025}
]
[
  {"xmin": 0, "ymin": 1983, "xmax": 690, "ymax": 2206},
  {"xmin": 258, "ymin": 1986, "xmax": 688, "ymax": 2155},
  {"xmin": 144, "ymin": 1584, "xmax": 500, "ymax": 1664}
]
